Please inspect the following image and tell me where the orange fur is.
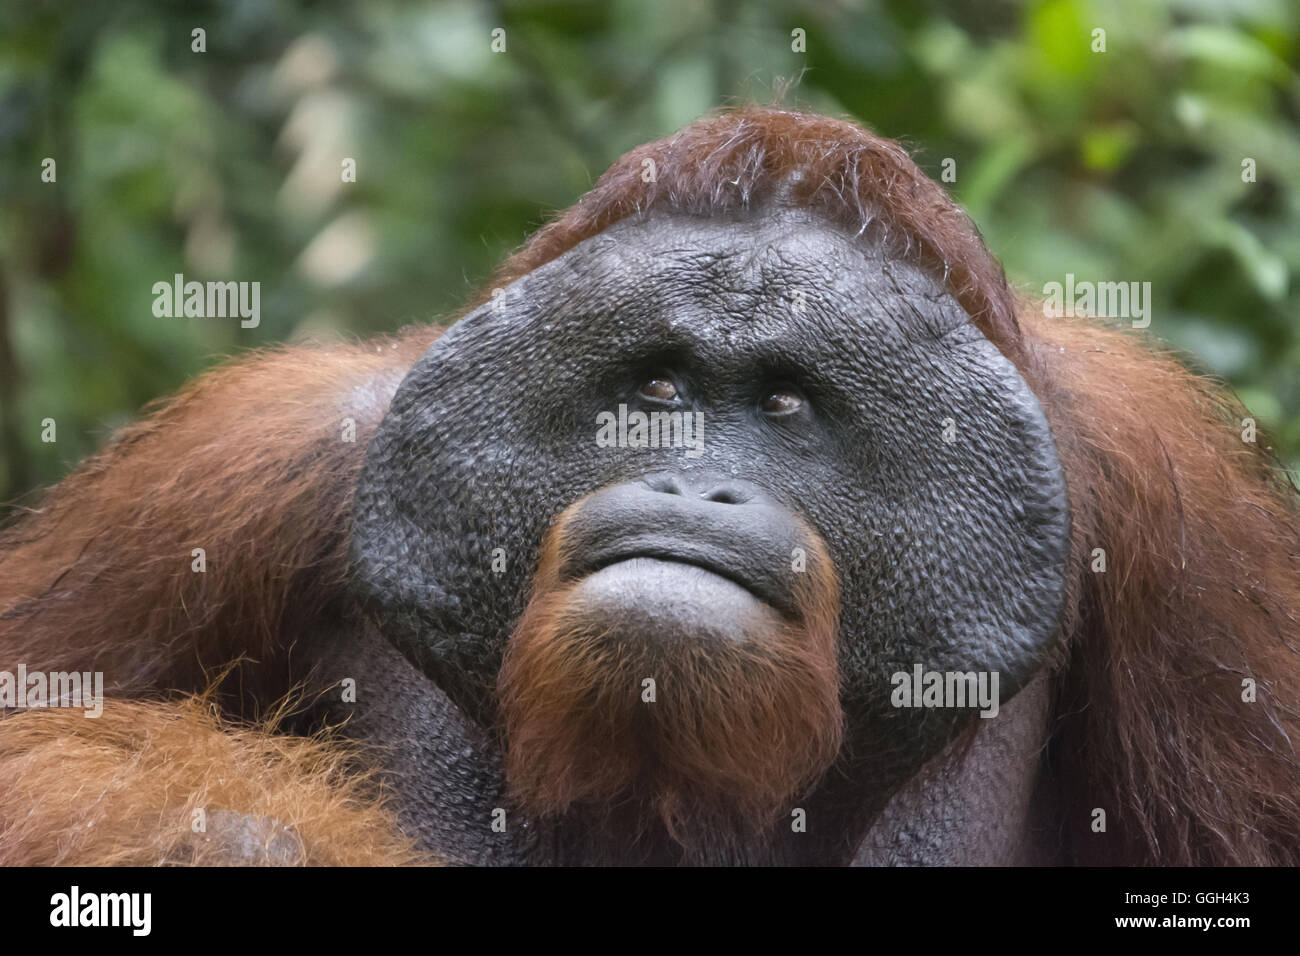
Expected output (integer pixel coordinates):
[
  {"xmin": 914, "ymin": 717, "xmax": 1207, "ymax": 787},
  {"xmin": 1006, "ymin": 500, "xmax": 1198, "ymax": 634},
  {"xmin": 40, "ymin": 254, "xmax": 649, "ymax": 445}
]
[
  {"xmin": 0, "ymin": 329, "xmax": 437, "ymax": 698},
  {"xmin": 498, "ymin": 505, "xmax": 842, "ymax": 843},
  {"xmin": 0, "ymin": 697, "xmax": 429, "ymax": 865},
  {"xmin": 1016, "ymin": 306, "xmax": 1300, "ymax": 864},
  {"xmin": 0, "ymin": 329, "xmax": 438, "ymax": 865}
]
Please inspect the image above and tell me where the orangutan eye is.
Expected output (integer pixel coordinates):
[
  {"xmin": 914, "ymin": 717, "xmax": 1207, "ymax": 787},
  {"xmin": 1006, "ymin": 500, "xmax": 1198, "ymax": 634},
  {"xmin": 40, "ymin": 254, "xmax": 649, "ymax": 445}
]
[
  {"xmin": 639, "ymin": 377, "xmax": 679, "ymax": 402},
  {"xmin": 760, "ymin": 389, "xmax": 804, "ymax": 416}
]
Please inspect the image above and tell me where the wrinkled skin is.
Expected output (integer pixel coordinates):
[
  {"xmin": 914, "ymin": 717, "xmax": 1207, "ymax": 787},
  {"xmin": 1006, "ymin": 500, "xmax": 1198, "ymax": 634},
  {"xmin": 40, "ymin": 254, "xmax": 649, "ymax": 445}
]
[{"xmin": 336, "ymin": 206, "xmax": 1070, "ymax": 865}]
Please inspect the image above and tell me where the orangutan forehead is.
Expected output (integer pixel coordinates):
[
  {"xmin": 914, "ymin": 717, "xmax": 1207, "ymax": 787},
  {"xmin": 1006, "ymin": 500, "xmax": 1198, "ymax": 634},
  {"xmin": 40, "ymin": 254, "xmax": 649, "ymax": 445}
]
[{"xmin": 519, "ymin": 207, "xmax": 970, "ymax": 338}]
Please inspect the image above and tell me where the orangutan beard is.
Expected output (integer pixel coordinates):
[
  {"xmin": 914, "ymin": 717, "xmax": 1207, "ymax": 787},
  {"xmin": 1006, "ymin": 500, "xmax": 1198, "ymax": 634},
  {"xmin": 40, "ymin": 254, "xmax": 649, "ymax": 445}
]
[{"xmin": 496, "ymin": 541, "xmax": 843, "ymax": 846}]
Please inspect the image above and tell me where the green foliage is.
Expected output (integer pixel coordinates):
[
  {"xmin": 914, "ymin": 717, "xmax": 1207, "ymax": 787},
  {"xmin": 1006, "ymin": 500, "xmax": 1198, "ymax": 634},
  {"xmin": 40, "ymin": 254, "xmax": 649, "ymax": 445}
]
[{"xmin": 1, "ymin": 0, "xmax": 1297, "ymax": 498}]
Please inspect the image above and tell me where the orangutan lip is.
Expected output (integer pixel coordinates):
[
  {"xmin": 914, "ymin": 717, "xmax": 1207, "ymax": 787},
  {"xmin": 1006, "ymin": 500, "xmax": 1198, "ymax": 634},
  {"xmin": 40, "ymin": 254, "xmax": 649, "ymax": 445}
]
[
  {"xmin": 557, "ymin": 482, "xmax": 809, "ymax": 620},
  {"xmin": 581, "ymin": 547, "xmax": 793, "ymax": 617}
]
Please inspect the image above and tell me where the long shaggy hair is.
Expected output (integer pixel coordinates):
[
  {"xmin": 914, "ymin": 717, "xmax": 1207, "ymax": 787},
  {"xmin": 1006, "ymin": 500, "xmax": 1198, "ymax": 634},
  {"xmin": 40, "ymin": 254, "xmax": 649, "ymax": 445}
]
[{"xmin": 0, "ymin": 696, "xmax": 426, "ymax": 865}]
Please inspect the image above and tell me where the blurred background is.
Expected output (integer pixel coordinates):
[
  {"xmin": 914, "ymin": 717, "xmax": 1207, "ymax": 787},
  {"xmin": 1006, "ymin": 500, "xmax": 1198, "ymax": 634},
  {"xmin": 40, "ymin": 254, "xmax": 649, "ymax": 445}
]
[{"xmin": 1, "ymin": 0, "xmax": 1298, "ymax": 501}]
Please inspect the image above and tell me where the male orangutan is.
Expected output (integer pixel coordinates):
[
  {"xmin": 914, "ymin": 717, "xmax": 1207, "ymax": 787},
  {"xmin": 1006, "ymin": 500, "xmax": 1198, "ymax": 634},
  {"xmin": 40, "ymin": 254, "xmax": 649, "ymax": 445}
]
[{"xmin": 1, "ymin": 108, "xmax": 1298, "ymax": 866}]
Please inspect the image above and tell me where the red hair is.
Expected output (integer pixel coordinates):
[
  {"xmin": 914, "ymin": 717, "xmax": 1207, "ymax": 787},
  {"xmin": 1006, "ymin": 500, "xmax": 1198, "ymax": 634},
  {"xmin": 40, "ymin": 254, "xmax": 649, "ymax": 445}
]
[
  {"xmin": 487, "ymin": 107, "xmax": 1022, "ymax": 361},
  {"xmin": 497, "ymin": 501, "xmax": 843, "ymax": 846}
]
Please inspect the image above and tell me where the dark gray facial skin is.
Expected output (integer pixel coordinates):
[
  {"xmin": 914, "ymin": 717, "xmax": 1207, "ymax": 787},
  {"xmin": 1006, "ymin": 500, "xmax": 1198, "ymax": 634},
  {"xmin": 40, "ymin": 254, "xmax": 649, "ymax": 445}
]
[
  {"xmin": 347, "ymin": 205, "xmax": 1070, "ymax": 864},
  {"xmin": 552, "ymin": 473, "xmax": 820, "ymax": 646}
]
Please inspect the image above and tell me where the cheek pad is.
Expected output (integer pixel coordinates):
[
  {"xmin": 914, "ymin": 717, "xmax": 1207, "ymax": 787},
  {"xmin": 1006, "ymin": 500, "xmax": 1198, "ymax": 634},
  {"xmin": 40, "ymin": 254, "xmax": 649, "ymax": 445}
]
[
  {"xmin": 350, "ymin": 268, "xmax": 636, "ymax": 714},
  {"xmin": 822, "ymin": 316, "xmax": 1070, "ymax": 730}
]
